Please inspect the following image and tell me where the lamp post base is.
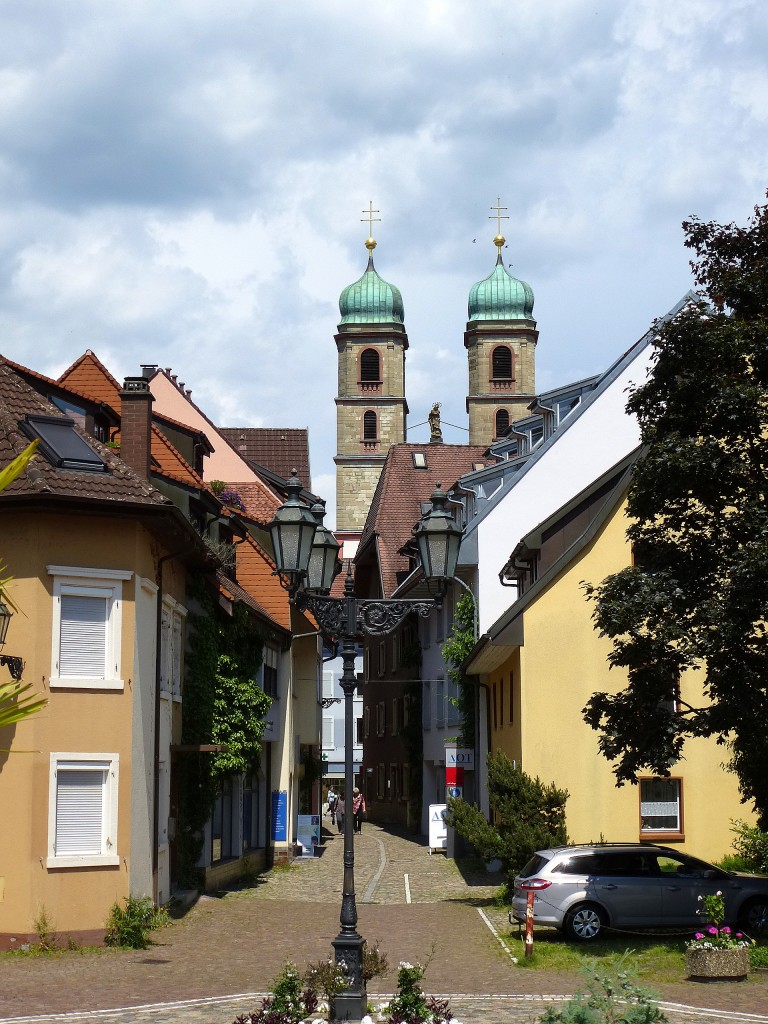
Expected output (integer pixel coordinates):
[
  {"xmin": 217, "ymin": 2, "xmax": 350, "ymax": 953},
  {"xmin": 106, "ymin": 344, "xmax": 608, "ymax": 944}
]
[{"xmin": 331, "ymin": 933, "xmax": 367, "ymax": 1023}]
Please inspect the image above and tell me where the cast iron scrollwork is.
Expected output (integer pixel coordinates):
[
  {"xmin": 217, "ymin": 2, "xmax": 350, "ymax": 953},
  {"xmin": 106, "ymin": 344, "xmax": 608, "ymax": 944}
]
[{"xmin": 356, "ymin": 600, "xmax": 434, "ymax": 637}]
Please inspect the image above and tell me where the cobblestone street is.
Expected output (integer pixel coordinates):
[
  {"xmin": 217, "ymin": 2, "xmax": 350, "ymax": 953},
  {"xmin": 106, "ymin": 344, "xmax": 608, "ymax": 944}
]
[{"xmin": 0, "ymin": 824, "xmax": 766, "ymax": 1024}]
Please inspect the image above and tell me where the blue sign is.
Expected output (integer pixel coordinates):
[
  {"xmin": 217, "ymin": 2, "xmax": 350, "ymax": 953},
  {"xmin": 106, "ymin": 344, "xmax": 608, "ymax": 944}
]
[{"xmin": 271, "ymin": 790, "xmax": 288, "ymax": 842}]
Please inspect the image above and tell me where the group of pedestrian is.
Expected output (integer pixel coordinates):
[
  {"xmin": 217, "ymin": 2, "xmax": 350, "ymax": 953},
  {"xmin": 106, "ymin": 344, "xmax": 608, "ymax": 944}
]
[{"xmin": 324, "ymin": 785, "xmax": 366, "ymax": 834}]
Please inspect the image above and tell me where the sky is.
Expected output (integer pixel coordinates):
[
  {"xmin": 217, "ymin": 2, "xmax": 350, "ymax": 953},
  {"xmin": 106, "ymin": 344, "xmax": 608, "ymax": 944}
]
[{"xmin": 0, "ymin": 0, "xmax": 766, "ymax": 525}]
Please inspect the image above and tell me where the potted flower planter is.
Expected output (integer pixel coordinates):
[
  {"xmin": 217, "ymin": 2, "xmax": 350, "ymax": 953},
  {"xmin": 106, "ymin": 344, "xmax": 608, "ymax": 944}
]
[{"xmin": 686, "ymin": 946, "xmax": 750, "ymax": 980}]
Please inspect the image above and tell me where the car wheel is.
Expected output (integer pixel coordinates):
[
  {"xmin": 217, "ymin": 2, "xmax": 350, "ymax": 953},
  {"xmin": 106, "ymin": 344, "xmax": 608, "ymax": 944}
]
[
  {"xmin": 739, "ymin": 897, "xmax": 768, "ymax": 935},
  {"xmin": 565, "ymin": 902, "xmax": 606, "ymax": 942}
]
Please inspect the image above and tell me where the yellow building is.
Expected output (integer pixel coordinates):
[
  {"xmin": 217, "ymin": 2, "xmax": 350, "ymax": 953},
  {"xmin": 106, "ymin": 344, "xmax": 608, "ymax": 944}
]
[
  {"xmin": 465, "ymin": 453, "xmax": 754, "ymax": 862},
  {"xmin": 0, "ymin": 360, "xmax": 207, "ymax": 947}
]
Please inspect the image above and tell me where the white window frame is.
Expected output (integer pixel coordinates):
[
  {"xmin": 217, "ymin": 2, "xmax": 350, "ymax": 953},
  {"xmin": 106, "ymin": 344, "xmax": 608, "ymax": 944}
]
[
  {"xmin": 322, "ymin": 715, "xmax": 335, "ymax": 750},
  {"xmin": 48, "ymin": 566, "xmax": 132, "ymax": 690},
  {"xmin": 47, "ymin": 752, "xmax": 120, "ymax": 868}
]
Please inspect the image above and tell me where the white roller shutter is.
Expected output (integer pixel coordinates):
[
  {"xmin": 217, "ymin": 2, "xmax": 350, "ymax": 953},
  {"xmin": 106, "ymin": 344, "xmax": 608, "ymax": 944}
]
[
  {"xmin": 54, "ymin": 766, "xmax": 106, "ymax": 855},
  {"xmin": 59, "ymin": 594, "xmax": 108, "ymax": 677}
]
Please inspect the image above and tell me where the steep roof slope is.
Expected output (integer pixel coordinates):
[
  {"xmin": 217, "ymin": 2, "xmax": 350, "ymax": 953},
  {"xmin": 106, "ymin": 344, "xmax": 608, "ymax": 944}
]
[
  {"xmin": 0, "ymin": 358, "xmax": 167, "ymax": 508},
  {"xmin": 357, "ymin": 443, "xmax": 492, "ymax": 597},
  {"xmin": 220, "ymin": 427, "xmax": 311, "ymax": 485}
]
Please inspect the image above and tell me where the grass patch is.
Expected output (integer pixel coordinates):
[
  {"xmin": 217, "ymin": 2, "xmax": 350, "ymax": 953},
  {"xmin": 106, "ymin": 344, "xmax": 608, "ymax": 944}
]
[{"xmin": 506, "ymin": 927, "xmax": 687, "ymax": 983}]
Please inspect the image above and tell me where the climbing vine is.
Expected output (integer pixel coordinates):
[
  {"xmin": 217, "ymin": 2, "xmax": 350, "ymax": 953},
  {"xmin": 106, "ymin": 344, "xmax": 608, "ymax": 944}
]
[
  {"xmin": 175, "ymin": 571, "xmax": 271, "ymax": 886},
  {"xmin": 441, "ymin": 592, "xmax": 477, "ymax": 749}
]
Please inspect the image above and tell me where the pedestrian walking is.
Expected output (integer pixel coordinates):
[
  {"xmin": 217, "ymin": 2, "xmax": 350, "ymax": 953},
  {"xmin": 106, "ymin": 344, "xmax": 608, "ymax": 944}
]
[
  {"xmin": 327, "ymin": 786, "xmax": 337, "ymax": 826},
  {"xmin": 336, "ymin": 792, "xmax": 345, "ymax": 833},
  {"xmin": 352, "ymin": 787, "xmax": 366, "ymax": 833}
]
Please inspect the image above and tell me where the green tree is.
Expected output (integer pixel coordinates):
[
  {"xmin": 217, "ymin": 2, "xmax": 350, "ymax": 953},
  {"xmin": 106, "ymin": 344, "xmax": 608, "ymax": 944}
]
[
  {"xmin": 583, "ymin": 196, "xmax": 768, "ymax": 825},
  {"xmin": 440, "ymin": 591, "xmax": 476, "ymax": 748},
  {"xmin": 445, "ymin": 752, "xmax": 568, "ymax": 875}
]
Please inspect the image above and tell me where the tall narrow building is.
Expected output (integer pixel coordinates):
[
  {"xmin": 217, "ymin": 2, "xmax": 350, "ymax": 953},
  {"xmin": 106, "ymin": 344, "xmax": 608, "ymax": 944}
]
[
  {"xmin": 465, "ymin": 225, "xmax": 538, "ymax": 447},
  {"xmin": 334, "ymin": 234, "xmax": 408, "ymax": 539}
]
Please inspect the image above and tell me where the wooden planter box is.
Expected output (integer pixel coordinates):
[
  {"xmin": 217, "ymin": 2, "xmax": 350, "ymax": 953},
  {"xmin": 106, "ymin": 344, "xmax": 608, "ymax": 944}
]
[{"xmin": 686, "ymin": 946, "xmax": 749, "ymax": 980}]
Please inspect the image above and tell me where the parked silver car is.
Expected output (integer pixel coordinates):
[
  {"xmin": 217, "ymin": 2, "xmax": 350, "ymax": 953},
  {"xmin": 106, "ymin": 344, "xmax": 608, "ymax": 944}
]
[{"xmin": 511, "ymin": 844, "xmax": 768, "ymax": 941}]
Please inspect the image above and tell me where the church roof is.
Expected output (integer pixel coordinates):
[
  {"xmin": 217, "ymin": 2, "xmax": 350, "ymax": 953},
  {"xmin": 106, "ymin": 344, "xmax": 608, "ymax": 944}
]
[
  {"xmin": 339, "ymin": 254, "xmax": 404, "ymax": 326},
  {"xmin": 468, "ymin": 253, "xmax": 534, "ymax": 322}
]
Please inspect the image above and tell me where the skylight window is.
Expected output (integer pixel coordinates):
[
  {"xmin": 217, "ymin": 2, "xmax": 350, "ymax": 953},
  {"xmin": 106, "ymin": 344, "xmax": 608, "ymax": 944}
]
[
  {"xmin": 23, "ymin": 415, "xmax": 107, "ymax": 473},
  {"xmin": 412, "ymin": 452, "xmax": 427, "ymax": 469}
]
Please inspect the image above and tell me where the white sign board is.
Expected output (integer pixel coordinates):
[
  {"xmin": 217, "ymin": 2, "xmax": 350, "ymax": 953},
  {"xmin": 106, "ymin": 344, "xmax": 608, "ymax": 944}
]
[
  {"xmin": 445, "ymin": 748, "xmax": 474, "ymax": 769},
  {"xmin": 428, "ymin": 803, "xmax": 447, "ymax": 852},
  {"xmin": 297, "ymin": 814, "xmax": 321, "ymax": 856}
]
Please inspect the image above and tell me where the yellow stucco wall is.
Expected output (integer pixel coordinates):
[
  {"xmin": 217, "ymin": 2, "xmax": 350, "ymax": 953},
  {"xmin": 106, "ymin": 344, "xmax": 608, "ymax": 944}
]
[
  {"xmin": 486, "ymin": 496, "xmax": 754, "ymax": 864},
  {"xmin": 0, "ymin": 509, "xmax": 186, "ymax": 943}
]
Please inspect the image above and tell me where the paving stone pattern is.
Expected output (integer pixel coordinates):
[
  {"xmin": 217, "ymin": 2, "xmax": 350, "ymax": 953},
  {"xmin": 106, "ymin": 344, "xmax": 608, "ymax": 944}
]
[{"xmin": 0, "ymin": 824, "xmax": 766, "ymax": 1024}]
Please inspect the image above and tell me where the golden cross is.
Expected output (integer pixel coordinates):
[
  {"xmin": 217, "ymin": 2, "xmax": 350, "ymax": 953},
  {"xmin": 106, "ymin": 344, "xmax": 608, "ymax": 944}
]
[
  {"xmin": 489, "ymin": 195, "xmax": 509, "ymax": 236},
  {"xmin": 361, "ymin": 200, "xmax": 381, "ymax": 237}
]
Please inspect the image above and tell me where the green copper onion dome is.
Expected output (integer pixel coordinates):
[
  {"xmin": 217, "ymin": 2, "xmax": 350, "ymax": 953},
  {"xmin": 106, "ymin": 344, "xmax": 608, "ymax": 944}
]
[
  {"xmin": 339, "ymin": 240, "xmax": 404, "ymax": 325},
  {"xmin": 468, "ymin": 252, "xmax": 534, "ymax": 322}
]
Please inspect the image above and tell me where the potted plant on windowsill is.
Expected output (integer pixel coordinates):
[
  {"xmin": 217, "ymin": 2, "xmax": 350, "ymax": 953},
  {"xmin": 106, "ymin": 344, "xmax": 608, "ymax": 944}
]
[{"xmin": 685, "ymin": 891, "xmax": 751, "ymax": 980}]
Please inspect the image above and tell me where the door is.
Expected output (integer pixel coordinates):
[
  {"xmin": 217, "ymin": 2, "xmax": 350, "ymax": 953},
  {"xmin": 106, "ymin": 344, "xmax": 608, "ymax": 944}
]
[{"xmin": 652, "ymin": 852, "xmax": 734, "ymax": 926}]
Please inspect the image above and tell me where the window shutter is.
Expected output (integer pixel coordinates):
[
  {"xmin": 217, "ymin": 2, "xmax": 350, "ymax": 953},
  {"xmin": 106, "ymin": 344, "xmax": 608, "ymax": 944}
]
[
  {"xmin": 60, "ymin": 594, "xmax": 108, "ymax": 677},
  {"xmin": 55, "ymin": 767, "xmax": 105, "ymax": 854}
]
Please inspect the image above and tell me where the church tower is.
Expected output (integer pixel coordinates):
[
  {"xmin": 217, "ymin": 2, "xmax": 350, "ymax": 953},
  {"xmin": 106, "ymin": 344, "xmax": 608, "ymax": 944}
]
[
  {"xmin": 465, "ymin": 199, "xmax": 538, "ymax": 447},
  {"xmin": 334, "ymin": 210, "xmax": 408, "ymax": 536}
]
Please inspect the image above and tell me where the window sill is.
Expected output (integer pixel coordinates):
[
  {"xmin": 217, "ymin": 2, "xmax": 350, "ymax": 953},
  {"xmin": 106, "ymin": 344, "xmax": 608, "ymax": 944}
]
[
  {"xmin": 47, "ymin": 853, "xmax": 120, "ymax": 869},
  {"xmin": 49, "ymin": 677, "xmax": 124, "ymax": 691},
  {"xmin": 640, "ymin": 832, "xmax": 685, "ymax": 843}
]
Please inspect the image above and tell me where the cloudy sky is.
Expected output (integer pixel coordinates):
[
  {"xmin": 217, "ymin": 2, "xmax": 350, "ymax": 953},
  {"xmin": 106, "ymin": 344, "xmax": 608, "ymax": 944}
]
[{"xmin": 1, "ymin": 0, "xmax": 765, "ymax": 522}]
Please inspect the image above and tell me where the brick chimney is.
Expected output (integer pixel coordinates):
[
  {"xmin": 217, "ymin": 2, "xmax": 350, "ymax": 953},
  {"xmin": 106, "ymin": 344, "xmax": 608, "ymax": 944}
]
[{"xmin": 120, "ymin": 377, "xmax": 154, "ymax": 479}]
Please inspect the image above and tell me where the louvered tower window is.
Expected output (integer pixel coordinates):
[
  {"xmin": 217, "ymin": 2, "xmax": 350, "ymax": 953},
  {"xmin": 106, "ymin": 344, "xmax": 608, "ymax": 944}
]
[
  {"xmin": 360, "ymin": 348, "xmax": 381, "ymax": 382},
  {"xmin": 492, "ymin": 346, "xmax": 513, "ymax": 379},
  {"xmin": 363, "ymin": 411, "xmax": 377, "ymax": 441},
  {"xmin": 495, "ymin": 409, "xmax": 510, "ymax": 437}
]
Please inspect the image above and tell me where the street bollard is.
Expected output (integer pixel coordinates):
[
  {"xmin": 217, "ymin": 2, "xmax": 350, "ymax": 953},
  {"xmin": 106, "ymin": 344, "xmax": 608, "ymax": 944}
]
[{"xmin": 525, "ymin": 890, "xmax": 534, "ymax": 957}]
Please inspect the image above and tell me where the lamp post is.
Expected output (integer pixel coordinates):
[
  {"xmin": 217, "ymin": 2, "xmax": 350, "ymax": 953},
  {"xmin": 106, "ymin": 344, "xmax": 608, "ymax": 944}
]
[
  {"xmin": 0, "ymin": 598, "xmax": 24, "ymax": 681},
  {"xmin": 269, "ymin": 474, "xmax": 463, "ymax": 1024}
]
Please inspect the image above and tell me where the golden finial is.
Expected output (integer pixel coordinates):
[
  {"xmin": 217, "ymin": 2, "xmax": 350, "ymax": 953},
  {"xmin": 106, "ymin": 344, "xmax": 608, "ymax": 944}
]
[
  {"xmin": 489, "ymin": 195, "xmax": 509, "ymax": 255},
  {"xmin": 361, "ymin": 200, "xmax": 381, "ymax": 251}
]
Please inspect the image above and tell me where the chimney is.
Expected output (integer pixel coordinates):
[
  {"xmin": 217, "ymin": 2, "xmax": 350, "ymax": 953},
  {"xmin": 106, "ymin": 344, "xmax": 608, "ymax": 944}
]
[{"xmin": 120, "ymin": 376, "xmax": 154, "ymax": 479}]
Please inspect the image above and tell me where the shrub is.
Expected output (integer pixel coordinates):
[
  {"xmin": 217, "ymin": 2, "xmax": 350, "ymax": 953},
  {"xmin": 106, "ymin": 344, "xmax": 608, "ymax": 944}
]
[
  {"xmin": 234, "ymin": 962, "xmax": 318, "ymax": 1024},
  {"xmin": 538, "ymin": 955, "xmax": 667, "ymax": 1023},
  {"xmin": 446, "ymin": 752, "xmax": 568, "ymax": 876},
  {"xmin": 104, "ymin": 896, "xmax": 169, "ymax": 949},
  {"xmin": 731, "ymin": 820, "xmax": 768, "ymax": 874},
  {"xmin": 385, "ymin": 961, "xmax": 452, "ymax": 1024}
]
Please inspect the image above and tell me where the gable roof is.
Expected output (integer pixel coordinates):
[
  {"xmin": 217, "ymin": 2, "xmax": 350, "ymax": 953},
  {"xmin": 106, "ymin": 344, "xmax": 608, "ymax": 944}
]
[
  {"xmin": 356, "ymin": 443, "xmax": 493, "ymax": 597},
  {"xmin": 58, "ymin": 349, "xmax": 123, "ymax": 408},
  {"xmin": 460, "ymin": 291, "xmax": 699, "ymax": 536},
  {"xmin": 220, "ymin": 427, "xmax": 311, "ymax": 485},
  {"xmin": 0, "ymin": 358, "xmax": 168, "ymax": 509},
  {"xmin": 465, "ymin": 450, "xmax": 639, "ymax": 675}
]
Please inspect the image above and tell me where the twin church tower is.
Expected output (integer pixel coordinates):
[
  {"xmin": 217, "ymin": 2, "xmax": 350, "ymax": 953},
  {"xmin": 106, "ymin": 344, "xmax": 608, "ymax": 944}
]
[{"xmin": 334, "ymin": 200, "xmax": 538, "ymax": 535}]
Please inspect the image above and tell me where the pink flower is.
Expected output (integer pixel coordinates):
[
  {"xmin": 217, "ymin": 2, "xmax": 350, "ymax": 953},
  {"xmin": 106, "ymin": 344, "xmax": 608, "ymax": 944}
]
[
  {"xmin": 707, "ymin": 926, "xmax": 718, "ymax": 935},
  {"xmin": 736, "ymin": 932, "xmax": 744, "ymax": 939},
  {"xmin": 694, "ymin": 933, "xmax": 704, "ymax": 940},
  {"xmin": 721, "ymin": 926, "xmax": 731, "ymax": 934}
]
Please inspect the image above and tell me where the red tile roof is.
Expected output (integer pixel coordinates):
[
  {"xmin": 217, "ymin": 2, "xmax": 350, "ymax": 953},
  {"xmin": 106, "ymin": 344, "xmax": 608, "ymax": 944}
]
[
  {"xmin": 58, "ymin": 350, "xmax": 122, "ymax": 408},
  {"xmin": 234, "ymin": 533, "xmax": 292, "ymax": 631},
  {"xmin": 0, "ymin": 358, "xmax": 169, "ymax": 508},
  {"xmin": 357, "ymin": 443, "xmax": 493, "ymax": 597},
  {"xmin": 226, "ymin": 479, "xmax": 282, "ymax": 524},
  {"xmin": 220, "ymin": 427, "xmax": 311, "ymax": 485}
]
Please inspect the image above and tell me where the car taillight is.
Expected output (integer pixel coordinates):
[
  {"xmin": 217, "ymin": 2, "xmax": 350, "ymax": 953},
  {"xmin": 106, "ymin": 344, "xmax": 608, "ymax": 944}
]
[{"xmin": 518, "ymin": 878, "xmax": 551, "ymax": 891}]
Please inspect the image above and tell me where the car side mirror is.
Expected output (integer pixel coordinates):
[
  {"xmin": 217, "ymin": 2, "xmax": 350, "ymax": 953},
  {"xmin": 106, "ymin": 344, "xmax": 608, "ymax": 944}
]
[{"xmin": 703, "ymin": 869, "xmax": 718, "ymax": 879}]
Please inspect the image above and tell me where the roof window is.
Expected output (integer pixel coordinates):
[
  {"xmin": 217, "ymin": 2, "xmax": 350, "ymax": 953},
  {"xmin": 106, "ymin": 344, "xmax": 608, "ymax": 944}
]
[
  {"xmin": 23, "ymin": 415, "xmax": 107, "ymax": 473},
  {"xmin": 412, "ymin": 452, "xmax": 428, "ymax": 469}
]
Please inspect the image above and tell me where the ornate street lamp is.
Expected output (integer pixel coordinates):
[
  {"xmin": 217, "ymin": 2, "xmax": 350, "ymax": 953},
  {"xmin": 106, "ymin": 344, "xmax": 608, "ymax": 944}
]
[
  {"xmin": 270, "ymin": 479, "xmax": 464, "ymax": 1024},
  {"xmin": 269, "ymin": 471, "xmax": 319, "ymax": 596},
  {"xmin": 0, "ymin": 598, "xmax": 24, "ymax": 681}
]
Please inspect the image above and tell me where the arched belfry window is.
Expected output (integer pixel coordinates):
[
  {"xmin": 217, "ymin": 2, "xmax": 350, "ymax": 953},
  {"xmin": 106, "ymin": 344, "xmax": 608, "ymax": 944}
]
[
  {"xmin": 495, "ymin": 409, "xmax": 510, "ymax": 437},
  {"xmin": 363, "ymin": 410, "xmax": 378, "ymax": 442},
  {"xmin": 361, "ymin": 348, "xmax": 381, "ymax": 383},
  {"xmin": 492, "ymin": 346, "xmax": 513, "ymax": 380}
]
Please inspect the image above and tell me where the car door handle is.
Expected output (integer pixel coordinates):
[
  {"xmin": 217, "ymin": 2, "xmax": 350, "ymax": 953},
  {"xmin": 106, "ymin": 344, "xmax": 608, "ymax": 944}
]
[
  {"xmin": 600, "ymin": 884, "xmax": 618, "ymax": 890},
  {"xmin": 666, "ymin": 886, "xmax": 681, "ymax": 891}
]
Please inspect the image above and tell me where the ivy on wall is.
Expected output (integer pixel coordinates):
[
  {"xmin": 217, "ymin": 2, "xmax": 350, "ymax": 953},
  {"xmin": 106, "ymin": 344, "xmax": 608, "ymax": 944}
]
[
  {"xmin": 441, "ymin": 592, "xmax": 477, "ymax": 750},
  {"xmin": 175, "ymin": 571, "xmax": 272, "ymax": 887}
]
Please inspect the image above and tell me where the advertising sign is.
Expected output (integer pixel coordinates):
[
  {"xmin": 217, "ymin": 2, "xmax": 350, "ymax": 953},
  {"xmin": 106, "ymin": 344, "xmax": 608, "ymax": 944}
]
[
  {"xmin": 428, "ymin": 803, "xmax": 447, "ymax": 852},
  {"xmin": 297, "ymin": 814, "xmax": 321, "ymax": 856},
  {"xmin": 445, "ymin": 747, "xmax": 474, "ymax": 769}
]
